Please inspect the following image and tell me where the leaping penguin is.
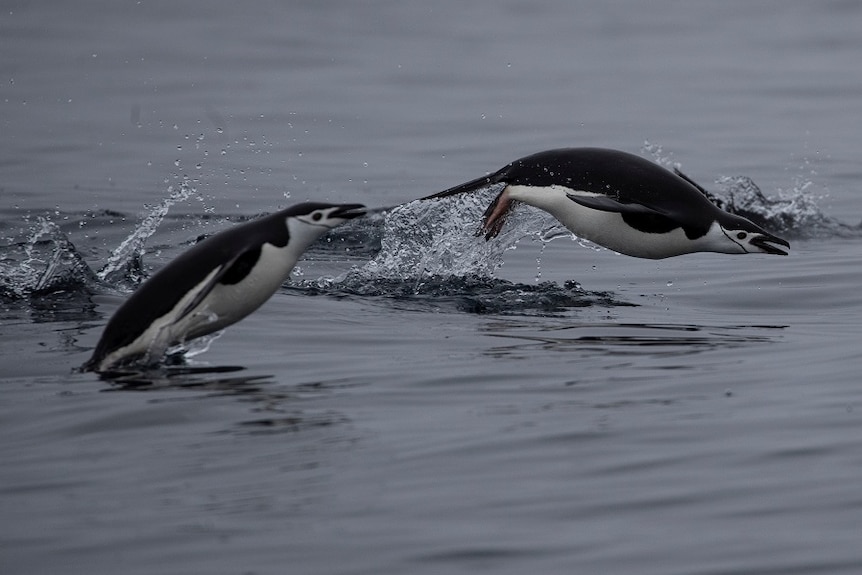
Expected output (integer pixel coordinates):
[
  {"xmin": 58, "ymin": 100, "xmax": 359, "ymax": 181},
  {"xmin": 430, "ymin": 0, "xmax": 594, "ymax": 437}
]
[
  {"xmin": 422, "ymin": 148, "xmax": 789, "ymax": 259},
  {"xmin": 82, "ymin": 201, "xmax": 365, "ymax": 372}
]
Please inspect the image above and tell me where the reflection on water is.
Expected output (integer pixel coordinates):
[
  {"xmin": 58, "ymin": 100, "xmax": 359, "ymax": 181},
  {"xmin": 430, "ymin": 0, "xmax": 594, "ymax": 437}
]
[
  {"xmin": 294, "ymin": 275, "xmax": 632, "ymax": 315},
  {"xmin": 98, "ymin": 364, "xmax": 357, "ymax": 436},
  {"xmin": 98, "ymin": 363, "xmax": 269, "ymax": 390},
  {"xmin": 480, "ymin": 321, "xmax": 787, "ymax": 359},
  {"xmin": 235, "ymin": 410, "xmax": 350, "ymax": 436}
]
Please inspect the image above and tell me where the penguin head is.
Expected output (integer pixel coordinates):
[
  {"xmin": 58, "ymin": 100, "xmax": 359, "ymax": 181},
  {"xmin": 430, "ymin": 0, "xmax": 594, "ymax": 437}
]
[
  {"xmin": 292, "ymin": 202, "xmax": 366, "ymax": 228},
  {"xmin": 717, "ymin": 213, "xmax": 789, "ymax": 255},
  {"xmin": 285, "ymin": 202, "xmax": 366, "ymax": 247}
]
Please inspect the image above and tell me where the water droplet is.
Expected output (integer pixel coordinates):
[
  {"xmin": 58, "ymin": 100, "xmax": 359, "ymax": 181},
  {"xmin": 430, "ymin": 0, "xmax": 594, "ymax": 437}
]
[{"xmin": 666, "ymin": 281, "xmax": 674, "ymax": 287}]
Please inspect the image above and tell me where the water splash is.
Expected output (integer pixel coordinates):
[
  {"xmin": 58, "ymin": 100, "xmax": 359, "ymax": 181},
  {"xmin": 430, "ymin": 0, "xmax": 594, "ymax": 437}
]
[
  {"xmin": 183, "ymin": 330, "xmax": 224, "ymax": 358},
  {"xmin": 1, "ymin": 176, "xmax": 202, "ymax": 302},
  {"xmin": 714, "ymin": 175, "xmax": 858, "ymax": 238},
  {"xmin": 0, "ymin": 217, "xmax": 98, "ymax": 299},
  {"xmin": 644, "ymin": 140, "xmax": 860, "ymax": 238},
  {"xmin": 349, "ymin": 188, "xmax": 554, "ymax": 281},
  {"xmin": 97, "ymin": 175, "xmax": 199, "ymax": 286},
  {"xmin": 293, "ymin": 192, "xmax": 627, "ymax": 314},
  {"xmin": 642, "ymin": 140, "xmax": 679, "ymax": 171}
]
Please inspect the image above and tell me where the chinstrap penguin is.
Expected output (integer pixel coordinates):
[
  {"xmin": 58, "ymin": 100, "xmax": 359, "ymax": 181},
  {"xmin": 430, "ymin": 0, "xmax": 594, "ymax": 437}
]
[
  {"xmin": 83, "ymin": 202, "xmax": 365, "ymax": 372},
  {"xmin": 422, "ymin": 148, "xmax": 789, "ymax": 259}
]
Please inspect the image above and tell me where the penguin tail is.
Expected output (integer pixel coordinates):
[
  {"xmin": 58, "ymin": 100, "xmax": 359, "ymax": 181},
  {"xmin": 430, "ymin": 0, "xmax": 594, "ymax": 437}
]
[{"xmin": 419, "ymin": 172, "xmax": 503, "ymax": 201}]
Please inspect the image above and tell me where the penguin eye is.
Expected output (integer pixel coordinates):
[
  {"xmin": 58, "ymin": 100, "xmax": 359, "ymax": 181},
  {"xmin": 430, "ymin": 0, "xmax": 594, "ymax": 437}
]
[
  {"xmin": 736, "ymin": 232, "xmax": 747, "ymax": 240},
  {"xmin": 312, "ymin": 212, "xmax": 323, "ymax": 221}
]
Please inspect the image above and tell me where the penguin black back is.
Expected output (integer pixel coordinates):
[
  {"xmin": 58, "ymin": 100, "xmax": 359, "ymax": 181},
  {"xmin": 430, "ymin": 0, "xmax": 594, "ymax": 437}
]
[{"xmin": 427, "ymin": 148, "xmax": 723, "ymax": 227}]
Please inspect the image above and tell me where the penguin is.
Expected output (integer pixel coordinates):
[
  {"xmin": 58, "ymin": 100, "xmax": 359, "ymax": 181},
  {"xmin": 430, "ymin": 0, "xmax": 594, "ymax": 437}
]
[
  {"xmin": 82, "ymin": 201, "xmax": 365, "ymax": 372},
  {"xmin": 422, "ymin": 148, "xmax": 789, "ymax": 259}
]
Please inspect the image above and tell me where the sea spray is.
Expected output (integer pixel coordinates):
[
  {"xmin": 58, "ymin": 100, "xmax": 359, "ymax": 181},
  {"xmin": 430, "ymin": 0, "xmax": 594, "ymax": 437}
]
[
  {"xmin": 294, "ymin": 191, "xmax": 620, "ymax": 314},
  {"xmin": 351, "ymin": 188, "xmax": 555, "ymax": 282},
  {"xmin": 715, "ymin": 175, "xmax": 851, "ymax": 237},
  {"xmin": 643, "ymin": 140, "xmax": 855, "ymax": 237},
  {"xmin": 0, "ymin": 217, "xmax": 98, "ymax": 298},
  {"xmin": 97, "ymin": 175, "xmax": 200, "ymax": 286}
]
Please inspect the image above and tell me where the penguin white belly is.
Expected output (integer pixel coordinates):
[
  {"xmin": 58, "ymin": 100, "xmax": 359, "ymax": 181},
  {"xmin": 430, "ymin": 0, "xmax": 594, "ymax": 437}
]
[
  {"xmin": 171, "ymin": 242, "xmax": 294, "ymax": 341},
  {"xmin": 551, "ymin": 203, "xmax": 699, "ymax": 259},
  {"xmin": 99, "ymin": 243, "xmax": 293, "ymax": 368},
  {"xmin": 508, "ymin": 185, "xmax": 706, "ymax": 259}
]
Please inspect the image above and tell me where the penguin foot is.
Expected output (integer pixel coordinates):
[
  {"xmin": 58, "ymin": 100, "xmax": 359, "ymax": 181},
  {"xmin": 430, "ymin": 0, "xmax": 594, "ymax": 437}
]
[{"xmin": 480, "ymin": 188, "xmax": 513, "ymax": 240}]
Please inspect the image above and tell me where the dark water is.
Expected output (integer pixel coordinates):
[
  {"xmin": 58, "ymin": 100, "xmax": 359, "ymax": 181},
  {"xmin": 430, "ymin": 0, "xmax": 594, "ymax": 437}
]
[{"xmin": 3, "ymin": 2, "xmax": 862, "ymax": 574}]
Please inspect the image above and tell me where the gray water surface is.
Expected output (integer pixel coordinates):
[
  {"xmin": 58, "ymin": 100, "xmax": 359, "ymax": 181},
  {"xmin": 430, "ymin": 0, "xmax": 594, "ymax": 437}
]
[{"xmin": 2, "ymin": 2, "xmax": 862, "ymax": 574}]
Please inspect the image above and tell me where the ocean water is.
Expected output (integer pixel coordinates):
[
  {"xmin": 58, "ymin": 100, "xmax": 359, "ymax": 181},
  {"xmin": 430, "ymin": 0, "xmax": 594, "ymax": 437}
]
[{"xmin": 2, "ymin": 1, "xmax": 862, "ymax": 574}]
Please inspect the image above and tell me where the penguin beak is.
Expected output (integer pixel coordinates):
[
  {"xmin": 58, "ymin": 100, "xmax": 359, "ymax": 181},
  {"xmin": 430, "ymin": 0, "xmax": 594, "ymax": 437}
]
[
  {"xmin": 332, "ymin": 204, "xmax": 366, "ymax": 220},
  {"xmin": 751, "ymin": 232, "xmax": 790, "ymax": 256}
]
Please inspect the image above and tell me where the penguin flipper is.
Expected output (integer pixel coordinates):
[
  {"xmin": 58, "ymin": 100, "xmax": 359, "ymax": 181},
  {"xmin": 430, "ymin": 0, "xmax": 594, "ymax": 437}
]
[
  {"xmin": 566, "ymin": 193, "xmax": 668, "ymax": 216},
  {"xmin": 175, "ymin": 247, "xmax": 261, "ymax": 322},
  {"xmin": 567, "ymin": 193, "xmax": 686, "ymax": 234}
]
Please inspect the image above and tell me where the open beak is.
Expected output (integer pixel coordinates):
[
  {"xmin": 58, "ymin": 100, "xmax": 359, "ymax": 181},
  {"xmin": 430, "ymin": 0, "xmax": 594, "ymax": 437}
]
[
  {"xmin": 332, "ymin": 204, "xmax": 366, "ymax": 220},
  {"xmin": 751, "ymin": 232, "xmax": 790, "ymax": 256}
]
